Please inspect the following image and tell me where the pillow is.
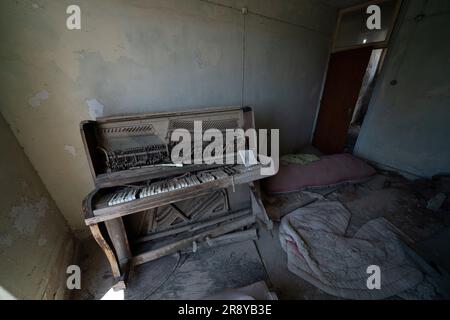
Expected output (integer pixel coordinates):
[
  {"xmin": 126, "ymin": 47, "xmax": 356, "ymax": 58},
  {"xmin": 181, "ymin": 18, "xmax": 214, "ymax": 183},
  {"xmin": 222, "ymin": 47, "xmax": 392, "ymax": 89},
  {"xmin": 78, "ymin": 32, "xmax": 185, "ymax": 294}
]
[{"xmin": 263, "ymin": 153, "xmax": 376, "ymax": 194}]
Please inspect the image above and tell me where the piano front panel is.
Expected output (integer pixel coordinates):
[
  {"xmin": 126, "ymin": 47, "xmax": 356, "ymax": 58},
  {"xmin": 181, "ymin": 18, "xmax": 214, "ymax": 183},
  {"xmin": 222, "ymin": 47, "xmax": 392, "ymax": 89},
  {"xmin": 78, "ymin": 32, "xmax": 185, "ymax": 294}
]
[{"xmin": 132, "ymin": 190, "xmax": 229, "ymax": 237}]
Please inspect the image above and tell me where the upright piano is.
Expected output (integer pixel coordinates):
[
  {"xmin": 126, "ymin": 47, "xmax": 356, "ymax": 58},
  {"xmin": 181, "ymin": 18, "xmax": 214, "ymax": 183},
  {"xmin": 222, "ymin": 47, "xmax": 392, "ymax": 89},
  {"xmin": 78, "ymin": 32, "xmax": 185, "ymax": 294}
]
[{"xmin": 81, "ymin": 106, "xmax": 274, "ymax": 289}]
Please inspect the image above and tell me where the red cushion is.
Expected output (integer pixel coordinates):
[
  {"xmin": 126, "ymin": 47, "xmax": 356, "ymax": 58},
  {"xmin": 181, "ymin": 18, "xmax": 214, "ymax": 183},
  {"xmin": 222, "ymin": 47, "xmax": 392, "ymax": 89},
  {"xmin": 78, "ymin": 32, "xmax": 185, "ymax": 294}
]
[{"xmin": 263, "ymin": 153, "xmax": 375, "ymax": 194}]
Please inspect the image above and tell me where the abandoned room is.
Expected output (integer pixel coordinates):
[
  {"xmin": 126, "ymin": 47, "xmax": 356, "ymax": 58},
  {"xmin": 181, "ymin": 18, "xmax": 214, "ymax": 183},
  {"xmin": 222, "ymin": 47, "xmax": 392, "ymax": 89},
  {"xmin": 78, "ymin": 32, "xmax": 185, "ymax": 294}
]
[{"xmin": 0, "ymin": 0, "xmax": 449, "ymax": 303}]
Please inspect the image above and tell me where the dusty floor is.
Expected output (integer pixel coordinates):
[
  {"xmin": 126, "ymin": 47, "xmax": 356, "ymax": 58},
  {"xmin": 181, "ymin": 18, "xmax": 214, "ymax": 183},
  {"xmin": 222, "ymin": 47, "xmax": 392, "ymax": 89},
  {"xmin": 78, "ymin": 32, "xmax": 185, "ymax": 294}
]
[{"xmin": 73, "ymin": 172, "xmax": 450, "ymax": 300}]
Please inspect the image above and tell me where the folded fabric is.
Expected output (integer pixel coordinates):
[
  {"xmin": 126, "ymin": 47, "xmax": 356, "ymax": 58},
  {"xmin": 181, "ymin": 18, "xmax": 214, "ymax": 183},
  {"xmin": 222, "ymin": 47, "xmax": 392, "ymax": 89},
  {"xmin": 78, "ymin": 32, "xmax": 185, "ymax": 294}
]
[
  {"xmin": 264, "ymin": 153, "xmax": 375, "ymax": 194},
  {"xmin": 280, "ymin": 153, "xmax": 320, "ymax": 165},
  {"xmin": 279, "ymin": 201, "xmax": 435, "ymax": 299}
]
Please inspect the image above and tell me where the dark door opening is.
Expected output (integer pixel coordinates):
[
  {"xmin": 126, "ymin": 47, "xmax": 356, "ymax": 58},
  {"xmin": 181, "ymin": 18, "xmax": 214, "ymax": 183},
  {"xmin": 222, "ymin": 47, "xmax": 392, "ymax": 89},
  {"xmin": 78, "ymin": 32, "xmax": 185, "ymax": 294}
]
[
  {"xmin": 313, "ymin": 46, "xmax": 374, "ymax": 154},
  {"xmin": 345, "ymin": 48, "xmax": 385, "ymax": 153}
]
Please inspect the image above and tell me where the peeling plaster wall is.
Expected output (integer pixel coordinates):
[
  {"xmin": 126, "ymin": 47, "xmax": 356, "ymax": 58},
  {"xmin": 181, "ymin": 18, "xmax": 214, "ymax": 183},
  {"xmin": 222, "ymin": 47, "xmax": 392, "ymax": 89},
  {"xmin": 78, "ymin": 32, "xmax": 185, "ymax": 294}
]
[
  {"xmin": 354, "ymin": 0, "xmax": 450, "ymax": 178},
  {"xmin": 0, "ymin": 115, "xmax": 76, "ymax": 300},
  {"xmin": 0, "ymin": 0, "xmax": 336, "ymax": 232}
]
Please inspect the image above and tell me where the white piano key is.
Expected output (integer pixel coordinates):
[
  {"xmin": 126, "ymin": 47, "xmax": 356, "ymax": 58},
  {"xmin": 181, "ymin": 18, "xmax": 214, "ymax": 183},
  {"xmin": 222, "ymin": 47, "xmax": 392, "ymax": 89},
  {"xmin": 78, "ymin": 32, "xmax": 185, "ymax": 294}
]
[
  {"xmin": 192, "ymin": 176, "xmax": 201, "ymax": 185},
  {"xmin": 125, "ymin": 190, "xmax": 133, "ymax": 202},
  {"xmin": 122, "ymin": 190, "xmax": 130, "ymax": 202},
  {"xmin": 108, "ymin": 193, "xmax": 119, "ymax": 206},
  {"xmin": 117, "ymin": 191, "xmax": 125, "ymax": 204},
  {"xmin": 122, "ymin": 191, "xmax": 129, "ymax": 202},
  {"xmin": 116, "ymin": 191, "xmax": 125, "ymax": 204},
  {"xmin": 107, "ymin": 165, "xmax": 243, "ymax": 207}
]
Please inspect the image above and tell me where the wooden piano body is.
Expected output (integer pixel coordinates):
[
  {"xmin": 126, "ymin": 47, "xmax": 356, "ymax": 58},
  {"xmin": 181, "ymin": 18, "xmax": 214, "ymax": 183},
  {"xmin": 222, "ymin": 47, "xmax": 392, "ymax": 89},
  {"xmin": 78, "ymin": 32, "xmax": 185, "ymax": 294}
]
[{"xmin": 81, "ymin": 106, "xmax": 273, "ymax": 289}]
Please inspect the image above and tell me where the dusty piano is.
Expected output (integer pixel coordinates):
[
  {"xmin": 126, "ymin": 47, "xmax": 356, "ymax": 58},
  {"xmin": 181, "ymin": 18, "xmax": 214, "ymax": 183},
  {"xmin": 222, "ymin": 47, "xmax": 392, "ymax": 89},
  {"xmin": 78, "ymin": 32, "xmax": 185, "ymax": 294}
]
[{"xmin": 81, "ymin": 106, "xmax": 274, "ymax": 289}]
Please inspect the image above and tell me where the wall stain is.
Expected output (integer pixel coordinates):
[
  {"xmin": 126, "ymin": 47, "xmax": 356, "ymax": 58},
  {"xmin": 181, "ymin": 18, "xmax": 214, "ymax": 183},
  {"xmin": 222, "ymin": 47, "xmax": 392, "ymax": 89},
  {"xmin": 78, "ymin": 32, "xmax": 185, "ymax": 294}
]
[
  {"xmin": 9, "ymin": 198, "xmax": 48, "ymax": 235},
  {"xmin": 0, "ymin": 234, "xmax": 13, "ymax": 247}
]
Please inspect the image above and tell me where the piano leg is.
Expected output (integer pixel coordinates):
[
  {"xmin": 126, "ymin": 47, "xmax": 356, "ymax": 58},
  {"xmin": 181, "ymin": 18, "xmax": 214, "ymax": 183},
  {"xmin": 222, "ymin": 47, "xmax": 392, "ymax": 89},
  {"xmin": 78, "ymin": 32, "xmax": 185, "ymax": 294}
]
[
  {"xmin": 89, "ymin": 224, "xmax": 121, "ymax": 279},
  {"xmin": 250, "ymin": 183, "xmax": 273, "ymax": 230},
  {"xmin": 104, "ymin": 217, "xmax": 132, "ymax": 290}
]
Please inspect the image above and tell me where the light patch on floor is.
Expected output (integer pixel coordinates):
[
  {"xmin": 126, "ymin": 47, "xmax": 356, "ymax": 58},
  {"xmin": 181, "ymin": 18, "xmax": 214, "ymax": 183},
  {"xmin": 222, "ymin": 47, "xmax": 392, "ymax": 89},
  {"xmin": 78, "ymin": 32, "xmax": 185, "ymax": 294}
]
[{"xmin": 101, "ymin": 288, "xmax": 125, "ymax": 300}]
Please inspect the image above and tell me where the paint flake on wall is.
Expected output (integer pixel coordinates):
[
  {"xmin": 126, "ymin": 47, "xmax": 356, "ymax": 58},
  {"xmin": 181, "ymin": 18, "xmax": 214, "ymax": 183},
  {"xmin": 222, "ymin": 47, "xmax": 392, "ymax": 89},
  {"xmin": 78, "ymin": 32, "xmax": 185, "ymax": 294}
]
[
  {"xmin": 38, "ymin": 235, "xmax": 47, "ymax": 247},
  {"xmin": 86, "ymin": 99, "xmax": 105, "ymax": 119},
  {"xmin": 64, "ymin": 145, "xmax": 77, "ymax": 157}
]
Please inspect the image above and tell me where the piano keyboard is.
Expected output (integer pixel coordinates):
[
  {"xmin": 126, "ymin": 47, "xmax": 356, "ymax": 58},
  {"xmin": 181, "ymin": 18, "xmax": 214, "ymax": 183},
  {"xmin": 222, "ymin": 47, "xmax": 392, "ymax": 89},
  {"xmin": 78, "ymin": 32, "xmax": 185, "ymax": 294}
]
[{"xmin": 107, "ymin": 167, "xmax": 237, "ymax": 206}]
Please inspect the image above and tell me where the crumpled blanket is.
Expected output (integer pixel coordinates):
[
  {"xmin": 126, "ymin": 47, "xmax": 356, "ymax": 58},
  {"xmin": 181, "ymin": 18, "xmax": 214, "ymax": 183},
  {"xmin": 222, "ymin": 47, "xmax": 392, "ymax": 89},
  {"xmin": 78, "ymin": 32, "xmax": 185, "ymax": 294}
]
[{"xmin": 279, "ymin": 200, "xmax": 438, "ymax": 299}]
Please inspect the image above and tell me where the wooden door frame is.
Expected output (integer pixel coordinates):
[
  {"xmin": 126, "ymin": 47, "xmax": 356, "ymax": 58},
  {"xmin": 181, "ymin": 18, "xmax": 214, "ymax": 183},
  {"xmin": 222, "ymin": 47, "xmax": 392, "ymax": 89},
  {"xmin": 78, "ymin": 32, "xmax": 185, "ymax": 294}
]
[
  {"xmin": 332, "ymin": 0, "xmax": 403, "ymax": 53},
  {"xmin": 310, "ymin": 0, "xmax": 402, "ymax": 145}
]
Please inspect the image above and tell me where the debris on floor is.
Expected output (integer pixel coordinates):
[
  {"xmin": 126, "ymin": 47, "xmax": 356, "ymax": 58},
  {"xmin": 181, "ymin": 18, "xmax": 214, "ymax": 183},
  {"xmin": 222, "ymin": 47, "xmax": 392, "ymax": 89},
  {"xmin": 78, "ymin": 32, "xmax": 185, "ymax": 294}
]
[
  {"xmin": 204, "ymin": 281, "xmax": 277, "ymax": 300},
  {"xmin": 75, "ymin": 240, "xmax": 268, "ymax": 300},
  {"xmin": 427, "ymin": 193, "xmax": 447, "ymax": 211},
  {"xmin": 279, "ymin": 200, "xmax": 442, "ymax": 299},
  {"xmin": 257, "ymin": 169, "xmax": 450, "ymax": 299},
  {"xmin": 75, "ymin": 169, "xmax": 450, "ymax": 300}
]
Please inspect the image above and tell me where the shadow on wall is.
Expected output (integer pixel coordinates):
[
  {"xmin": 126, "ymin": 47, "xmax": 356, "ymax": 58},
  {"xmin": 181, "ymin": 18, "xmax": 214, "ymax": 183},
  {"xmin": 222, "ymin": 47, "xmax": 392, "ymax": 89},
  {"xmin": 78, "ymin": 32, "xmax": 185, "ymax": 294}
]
[{"xmin": 0, "ymin": 114, "xmax": 77, "ymax": 299}]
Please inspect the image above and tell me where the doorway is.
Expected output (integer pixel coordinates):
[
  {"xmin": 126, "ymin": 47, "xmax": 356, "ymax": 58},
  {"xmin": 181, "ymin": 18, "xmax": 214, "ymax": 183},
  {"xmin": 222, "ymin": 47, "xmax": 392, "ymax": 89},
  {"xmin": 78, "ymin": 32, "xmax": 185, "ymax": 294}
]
[
  {"xmin": 313, "ymin": 47, "xmax": 373, "ymax": 154},
  {"xmin": 313, "ymin": 48, "xmax": 385, "ymax": 154},
  {"xmin": 312, "ymin": 0, "xmax": 401, "ymax": 155},
  {"xmin": 345, "ymin": 48, "xmax": 385, "ymax": 152}
]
